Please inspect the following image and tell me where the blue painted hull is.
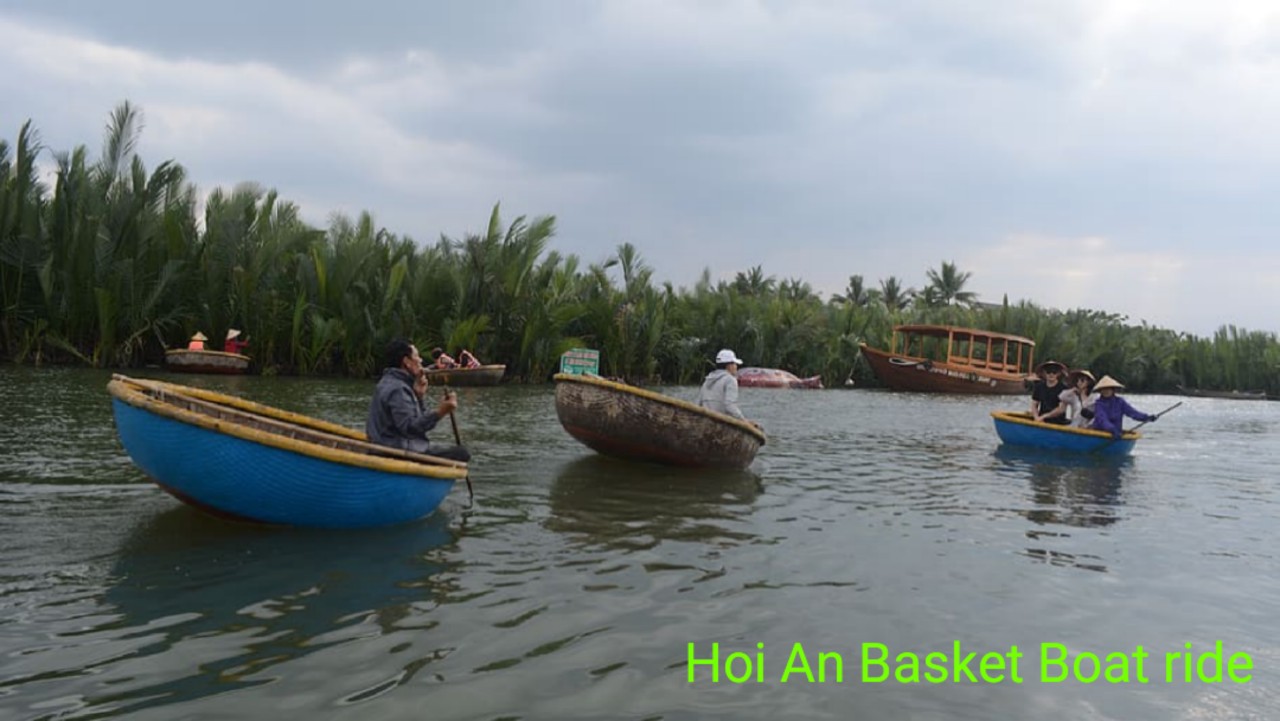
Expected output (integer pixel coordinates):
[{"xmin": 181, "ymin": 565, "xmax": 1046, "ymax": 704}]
[
  {"xmin": 112, "ymin": 398, "xmax": 456, "ymax": 528},
  {"xmin": 991, "ymin": 411, "xmax": 1138, "ymax": 456}
]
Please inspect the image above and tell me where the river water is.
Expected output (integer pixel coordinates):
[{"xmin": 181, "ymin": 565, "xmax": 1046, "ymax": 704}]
[{"xmin": 1, "ymin": 366, "xmax": 1277, "ymax": 720}]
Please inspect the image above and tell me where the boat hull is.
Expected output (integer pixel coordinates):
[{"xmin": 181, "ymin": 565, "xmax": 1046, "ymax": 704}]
[
  {"xmin": 860, "ymin": 344, "xmax": 1026, "ymax": 394},
  {"xmin": 109, "ymin": 377, "xmax": 463, "ymax": 528},
  {"xmin": 423, "ymin": 364, "xmax": 505, "ymax": 386},
  {"xmin": 736, "ymin": 367, "xmax": 824, "ymax": 389},
  {"xmin": 991, "ymin": 411, "xmax": 1138, "ymax": 456},
  {"xmin": 164, "ymin": 349, "xmax": 250, "ymax": 375},
  {"xmin": 1177, "ymin": 386, "xmax": 1268, "ymax": 401},
  {"xmin": 553, "ymin": 374, "xmax": 765, "ymax": 470}
]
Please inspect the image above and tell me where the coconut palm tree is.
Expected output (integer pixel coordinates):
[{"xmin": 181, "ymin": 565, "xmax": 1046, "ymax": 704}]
[
  {"xmin": 733, "ymin": 265, "xmax": 775, "ymax": 297},
  {"xmin": 879, "ymin": 276, "xmax": 914, "ymax": 312},
  {"xmin": 924, "ymin": 261, "xmax": 977, "ymax": 308},
  {"xmin": 833, "ymin": 274, "xmax": 871, "ymax": 307}
]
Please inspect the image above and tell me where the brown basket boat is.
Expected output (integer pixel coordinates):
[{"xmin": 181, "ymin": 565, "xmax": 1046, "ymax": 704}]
[
  {"xmin": 164, "ymin": 348, "xmax": 251, "ymax": 375},
  {"xmin": 553, "ymin": 373, "xmax": 766, "ymax": 470},
  {"xmin": 423, "ymin": 364, "xmax": 506, "ymax": 386}
]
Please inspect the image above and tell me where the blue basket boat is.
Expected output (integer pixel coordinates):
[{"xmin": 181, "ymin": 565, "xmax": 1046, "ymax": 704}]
[
  {"xmin": 108, "ymin": 375, "xmax": 468, "ymax": 528},
  {"xmin": 991, "ymin": 410, "xmax": 1139, "ymax": 456}
]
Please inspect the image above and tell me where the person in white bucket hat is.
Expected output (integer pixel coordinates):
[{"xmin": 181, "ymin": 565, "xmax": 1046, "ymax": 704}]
[{"xmin": 697, "ymin": 348, "xmax": 759, "ymax": 427}]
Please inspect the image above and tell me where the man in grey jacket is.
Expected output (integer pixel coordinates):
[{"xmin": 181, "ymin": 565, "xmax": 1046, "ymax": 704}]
[
  {"xmin": 698, "ymin": 348, "xmax": 760, "ymax": 428},
  {"xmin": 366, "ymin": 338, "xmax": 471, "ymax": 461}
]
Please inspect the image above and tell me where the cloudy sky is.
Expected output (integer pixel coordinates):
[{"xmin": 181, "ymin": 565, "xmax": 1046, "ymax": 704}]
[{"xmin": 3, "ymin": 0, "xmax": 1279, "ymax": 336}]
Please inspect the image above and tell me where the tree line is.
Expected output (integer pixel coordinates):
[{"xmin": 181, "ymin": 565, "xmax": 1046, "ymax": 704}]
[{"xmin": 3, "ymin": 103, "xmax": 1278, "ymax": 393}]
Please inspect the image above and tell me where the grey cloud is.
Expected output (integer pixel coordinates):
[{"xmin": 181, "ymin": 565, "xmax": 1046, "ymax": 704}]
[{"xmin": 5, "ymin": 3, "xmax": 1280, "ymax": 335}]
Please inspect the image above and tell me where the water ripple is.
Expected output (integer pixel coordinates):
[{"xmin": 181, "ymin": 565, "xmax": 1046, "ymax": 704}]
[{"xmin": 3, "ymin": 372, "xmax": 1280, "ymax": 719}]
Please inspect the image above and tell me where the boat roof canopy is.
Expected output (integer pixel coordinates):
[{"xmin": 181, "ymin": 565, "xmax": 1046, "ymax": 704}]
[{"xmin": 892, "ymin": 324, "xmax": 1035, "ymax": 346}]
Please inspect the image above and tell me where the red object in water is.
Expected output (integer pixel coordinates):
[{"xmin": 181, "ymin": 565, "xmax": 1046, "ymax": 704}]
[{"xmin": 736, "ymin": 367, "xmax": 824, "ymax": 389}]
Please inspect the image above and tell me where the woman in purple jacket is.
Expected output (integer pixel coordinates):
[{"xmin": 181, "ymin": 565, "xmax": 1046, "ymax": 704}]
[{"xmin": 1090, "ymin": 375, "xmax": 1157, "ymax": 438}]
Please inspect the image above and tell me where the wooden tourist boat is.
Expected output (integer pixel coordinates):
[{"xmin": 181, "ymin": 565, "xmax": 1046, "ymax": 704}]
[
  {"xmin": 423, "ymin": 364, "xmax": 506, "ymax": 386},
  {"xmin": 164, "ymin": 348, "xmax": 251, "ymax": 375},
  {"xmin": 736, "ymin": 367, "xmax": 824, "ymax": 389},
  {"xmin": 107, "ymin": 375, "xmax": 468, "ymax": 528},
  {"xmin": 860, "ymin": 325, "xmax": 1035, "ymax": 394},
  {"xmin": 553, "ymin": 373, "xmax": 766, "ymax": 470},
  {"xmin": 1176, "ymin": 385, "xmax": 1268, "ymax": 401},
  {"xmin": 991, "ymin": 410, "xmax": 1139, "ymax": 456}
]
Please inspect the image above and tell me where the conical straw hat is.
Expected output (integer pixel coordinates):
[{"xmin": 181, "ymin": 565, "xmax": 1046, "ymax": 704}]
[{"xmin": 1093, "ymin": 375, "xmax": 1125, "ymax": 392}]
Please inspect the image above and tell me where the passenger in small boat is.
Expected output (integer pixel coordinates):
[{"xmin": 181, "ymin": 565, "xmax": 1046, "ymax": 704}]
[
  {"xmin": 223, "ymin": 328, "xmax": 249, "ymax": 355},
  {"xmin": 186, "ymin": 332, "xmax": 207, "ymax": 350},
  {"xmin": 1044, "ymin": 369, "xmax": 1097, "ymax": 428},
  {"xmin": 429, "ymin": 347, "xmax": 458, "ymax": 369},
  {"xmin": 367, "ymin": 338, "xmax": 471, "ymax": 461},
  {"xmin": 1030, "ymin": 360, "xmax": 1070, "ymax": 424},
  {"xmin": 698, "ymin": 348, "xmax": 761, "ymax": 428},
  {"xmin": 458, "ymin": 349, "xmax": 482, "ymax": 369},
  {"xmin": 1089, "ymin": 375, "xmax": 1157, "ymax": 438}
]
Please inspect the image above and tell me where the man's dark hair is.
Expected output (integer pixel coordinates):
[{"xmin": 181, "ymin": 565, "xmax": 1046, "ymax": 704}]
[
  {"xmin": 384, "ymin": 338, "xmax": 414, "ymax": 370},
  {"xmin": 430, "ymin": 347, "xmax": 444, "ymax": 359}
]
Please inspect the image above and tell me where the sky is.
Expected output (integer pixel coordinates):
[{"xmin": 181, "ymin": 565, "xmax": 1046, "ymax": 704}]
[{"xmin": 3, "ymin": 0, "xmax": 1279, "ymax": 337}]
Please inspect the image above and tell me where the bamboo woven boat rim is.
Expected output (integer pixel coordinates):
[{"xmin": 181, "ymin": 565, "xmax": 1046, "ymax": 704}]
[
  {"xmin": 109, "ymin": 374, "xmax": 469, "ymax": 478},
  {"xmin": 991, "ymin": 410, "xmax": 1141, "ymax": 440},
  {"xmin": 164, "ymin": 348, "xmax": 251, "ymax": 361},
  {"xmin": 554, "ymin": 373, "xmax": 767, "ymax": 444}
]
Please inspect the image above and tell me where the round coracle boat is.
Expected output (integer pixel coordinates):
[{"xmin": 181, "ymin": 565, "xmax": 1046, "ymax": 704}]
[
  {"xmin": 991, "ymin": 410, "xmax": 1139, "ymax": 456},
  {"xmin": 164, "ymin": 348, "xmax": 250, "ymax": 375},
  {"xmin": 108, "ymin": 375, "xmax": 467, "ymax": 528},
  {"xmin": 553, "ymin": 373, "xmax": 766, "ymax": 470}
]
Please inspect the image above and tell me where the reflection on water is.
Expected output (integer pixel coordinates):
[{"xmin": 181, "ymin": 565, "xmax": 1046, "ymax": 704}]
[
  {"xmin": 7, "ymin": 508, "xmax": 457, "ymax": 719},
  {"xmin": 993, "ymin": 445, "xmax": 1134, "ymax": 573},
  {"xmin": 5, "ymin": 369, "xmax": 1280, "ymax": 720},
  {"xmin": 993, "ymin": 444, "xmax": 1132, "ymax": 528},
  {"xmin": 544, "ymin": 455, "xmax": 762, "ymax": 552}
]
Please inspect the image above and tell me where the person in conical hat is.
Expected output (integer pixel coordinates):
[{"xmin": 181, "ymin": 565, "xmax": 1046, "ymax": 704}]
[
  {"xmin": 1030, "ymin": 360, "xmax": 1069, "ymax": 424},
  {"xmin": 223, "ymin": 328, "xmax": 250, "ymax": 355},
  {"xmin": 187, "ymin": 332, "xmax": 207, "ymax": 350},
  {"xmin": 1089, "ymin": 375, "xmax": 1157, "ymax": 438}
]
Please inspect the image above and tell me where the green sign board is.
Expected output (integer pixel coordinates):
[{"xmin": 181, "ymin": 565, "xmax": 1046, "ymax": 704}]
[{"xmin": 559, "ymin": 348, "xmax": 600, "ymax": 376}]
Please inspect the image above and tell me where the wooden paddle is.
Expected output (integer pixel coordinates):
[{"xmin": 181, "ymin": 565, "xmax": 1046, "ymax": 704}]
[
  {"xmin": 1128, "ymin": 401, "xmax": 1182, "ymax": 433},
  {"xmin": 443, "ymin": 385, "xmax": 474, "ymax": 504},
  {"xmin": 1094, "ymin": 401, "xmax": 1182, "ymax": 453}
]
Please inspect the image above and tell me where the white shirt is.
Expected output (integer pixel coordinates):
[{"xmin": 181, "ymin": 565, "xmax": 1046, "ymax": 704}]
[{"xmin": 1058, "ymin": 388, "xmax": 1098, "ymax": 428}]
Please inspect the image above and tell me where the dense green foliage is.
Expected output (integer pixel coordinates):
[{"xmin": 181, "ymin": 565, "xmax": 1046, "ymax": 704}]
[{"xmin": 3, "ymin": 105, "xmax": 1278, "ymax": 392}]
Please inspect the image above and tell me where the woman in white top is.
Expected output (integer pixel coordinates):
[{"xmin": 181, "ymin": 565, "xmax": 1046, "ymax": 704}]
[{"xmin": 1055, "ymin": 369, "xmax": 1098, "ymax": 428}]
